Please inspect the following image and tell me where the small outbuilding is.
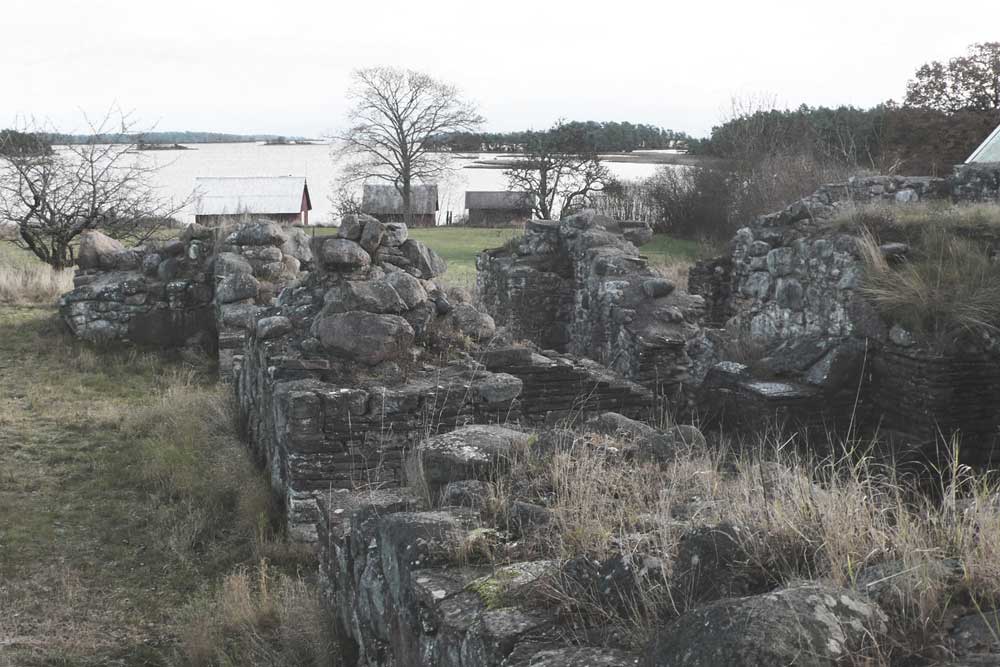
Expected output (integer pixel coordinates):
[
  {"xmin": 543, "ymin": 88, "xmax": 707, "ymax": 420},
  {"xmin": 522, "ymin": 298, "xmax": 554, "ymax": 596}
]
[
  {"xmin": 465, "ymin": 191, "xmax": 535, "ymax": 227},
  {"xmin": 362, "ymin": 184, "xmax": 439, "ymax": 227},
  {"xmin": 967, "ymin": 123, "xmax": 1000, "ymax": 163},
  {"xmin": 193, "ymin": 176, "xmax": 312, "ymax": 226}
]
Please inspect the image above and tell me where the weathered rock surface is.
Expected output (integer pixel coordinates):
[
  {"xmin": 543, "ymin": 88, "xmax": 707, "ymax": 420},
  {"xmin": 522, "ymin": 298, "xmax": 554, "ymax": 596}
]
[
  {"xmin": 417, "ymin": 425, "xmax": 529, "ymax": 498},
  {"xmin": 401, "ymin": 238, "xmax": 447, "ymax": 278},
  {"xmin": 643, "ymin": 583, "xmax": 887, "ymax": 666},
  {"xmin": 315, "ymin": 238, "xmax": 372, "ymax": 271},
  {"xmin": 448, "ymin": 303, "xmax": 497, "ymax": 341},
  {"xmin": 216, "ymin": 271, "xmax": 260, "ymax": 304},
  {"xmin": 323, "ymin": 279, "xmax": 408, "ymax": 314},
  {"xmin": 315, "ymin": 311, "xmax": 415, "ymax": 365}
]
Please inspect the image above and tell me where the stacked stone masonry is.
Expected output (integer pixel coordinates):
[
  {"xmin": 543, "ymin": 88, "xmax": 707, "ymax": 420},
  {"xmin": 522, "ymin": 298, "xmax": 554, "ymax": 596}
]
[
  {"xmin": 690, "ymin": 171, "xmax": 1000, "ymax": 462},
  {"xmin": 477, "ymin": 212, "xmax": 707, "ymax": 400}
]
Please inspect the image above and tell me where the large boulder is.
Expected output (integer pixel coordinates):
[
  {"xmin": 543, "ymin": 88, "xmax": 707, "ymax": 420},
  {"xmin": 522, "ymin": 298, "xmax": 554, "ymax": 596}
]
[
  {"xmin": 478, "ymin": 372, "xmax": 523, "ymax": 404},
  {"xmin": 77, "ymin": 230, "xmax": 125, "ymax": 270},
  {"xmin": 216, "ymin": 271, "xmax": 259, "ymax": 304},
  {"xmin": 401, "ymin": 239, "xmax": 447, "ymax": 278},
  {"xmin": 281, "ymin": 227, "xmax": 313, "ymax": 266},
  {"xmin": 448, "ymin": 303, "xmax": 496, "ymax": 341},
  {"xmin": 224, "ymin": 221, "xmax": 287, "ymax": 246},
  {"xmin": 314, "ymin": 311, "xmax": 414, "ymax": 365},
  {"xmin": 323, "ymin": 279, "xmax": 407, "ymax": 314},
  {"xmin": 417, "ymin": 425, "xmax": 530, "ymax": 499},
  {"xmin": 383, "ymin": 222, "xmax": 408, "ymax": 246},
  {"xmin": 337, "ymin": 213, "xmax": 378, "ymax": 241},
  {"xmin": 384, "ymin": 270, "xmax": 427, "ymax": 309},
  {"xmin": 360, "ymin": 219, "xmax": 385, "ymax": 253},
  {"xmin": 213, "ymin": 252, "xmax": 253, "ymax": 277},
  {"xmin": 315, "ymin": 238, "xmax": 371, "ymax": 271},
  {"xmin": 583, "ymin": 412, "xmax": 705, "ymax": 462},
  {"xmin": 643, "ymin": 583, "xmax": 887, "ymax": 667}
]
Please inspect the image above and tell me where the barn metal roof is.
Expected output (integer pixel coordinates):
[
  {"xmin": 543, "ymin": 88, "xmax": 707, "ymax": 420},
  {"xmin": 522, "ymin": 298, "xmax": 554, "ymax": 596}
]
[
  {"xmin": 362, "ymin": 184, "xmax": 438, "ymax": 215},
  {"xmin": 193, "ymin": 176, "xmax": 311, "ymax": 216},
  {"xmin": 967, "ymin": 123, "xmax": 1000, "ymax": 163},
  {"xmin": 465, "ymin": 191, "xmax": 535, "ymax": 210}
]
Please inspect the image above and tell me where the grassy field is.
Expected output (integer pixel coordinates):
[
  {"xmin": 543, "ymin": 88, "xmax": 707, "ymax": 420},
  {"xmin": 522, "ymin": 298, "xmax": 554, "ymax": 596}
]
[
  {"xmin": 0, "ymin": 307, "xmax": 327, "ymax": 666},
  {"xmin": 310, "ymin": 226, "xmax": 703, "ymax": 288}
]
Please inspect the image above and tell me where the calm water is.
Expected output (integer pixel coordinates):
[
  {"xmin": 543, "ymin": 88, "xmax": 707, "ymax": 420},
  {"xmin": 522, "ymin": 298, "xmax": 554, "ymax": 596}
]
[{"xmin": 137, "ymin": 143, "xmax": 664, "ymax": 225}]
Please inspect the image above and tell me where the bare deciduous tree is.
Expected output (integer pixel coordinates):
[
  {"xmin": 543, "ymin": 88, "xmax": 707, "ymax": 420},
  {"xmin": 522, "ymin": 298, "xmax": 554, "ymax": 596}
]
[
  {"xmin": 332, "ymin": 66, "xmax": 483, "ymax": 226},
  {"xmin": 0, "ymin": 110, "xmax": 183, "ymax": 269},
  {"xmin": 504, "ymin": 123, "xmax": 611, "ymax": 220}
]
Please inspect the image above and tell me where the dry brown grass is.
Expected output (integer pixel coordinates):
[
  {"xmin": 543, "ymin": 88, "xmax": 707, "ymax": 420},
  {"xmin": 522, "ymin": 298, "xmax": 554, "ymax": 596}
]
[
  {"xmin": 831, "ymin": 200, "xmax": 1000, "ymax": 232},
  {"xmin": 173, "ymin": 559, "xmax": 335, "ymax": 667},
  {"xmin": 652, "ymin": 260, "xmax": 692, "ymax": 290},
  {"xmin": 486, "ymin": 428, "xmax": 1000, "ymax": 661},
  {"xmin": 858, "ymin": 222, "xmax": 1000, "ymax": 346},
  {"xmin": 0, "ymin": 263, "xmax": 73, "ymax": 304}
]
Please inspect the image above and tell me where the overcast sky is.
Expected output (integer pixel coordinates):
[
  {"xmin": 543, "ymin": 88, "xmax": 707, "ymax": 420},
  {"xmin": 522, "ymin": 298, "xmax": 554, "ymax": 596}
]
[{"xmin": 5, "ymin": 0, "xmax": 1000, "ymax": 138}]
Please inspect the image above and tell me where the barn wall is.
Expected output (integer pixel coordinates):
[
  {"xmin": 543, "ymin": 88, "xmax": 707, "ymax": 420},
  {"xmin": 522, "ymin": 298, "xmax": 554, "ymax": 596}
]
[
  {"xmin": 195, "ymin": 213, "xmax": 302, "ymax": 227},
  {"xmin": 467, "ymin": 208, "xmax": 531, "ymax": 227}
]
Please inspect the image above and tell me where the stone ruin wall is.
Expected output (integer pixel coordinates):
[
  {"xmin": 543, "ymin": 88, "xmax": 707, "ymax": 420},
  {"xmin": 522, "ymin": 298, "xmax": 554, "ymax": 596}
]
[
  {"xmin": 690, "ymin": 171, "xmax": 1000, "ymax": 463},
  {"xmin": 59, "ymin": 220, "xmax": 313, "ymax": 378},
  {"xmin": 53, "ymin": 165, "xmax": 1000, "ymax": 667},
  {"xmin": 477, "ymin": 212, "xmax": 707, "ymax": 402}
]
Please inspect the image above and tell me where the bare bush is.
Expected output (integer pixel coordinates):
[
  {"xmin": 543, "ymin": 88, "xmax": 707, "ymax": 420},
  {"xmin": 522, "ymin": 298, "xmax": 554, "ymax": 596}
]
[{"xmin": 0, "ymin": 110, "xmax": 186, "ymax": 269}]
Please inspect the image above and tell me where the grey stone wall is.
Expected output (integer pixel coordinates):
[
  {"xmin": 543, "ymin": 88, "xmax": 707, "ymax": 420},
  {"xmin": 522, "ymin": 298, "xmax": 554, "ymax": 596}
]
[
  {"xmin": 477, "ymin": 212, "xmax": 706, "ymax": 399},
  {"xmin": 59, "ymin": 221, "xmax": 311, "ymax": 377},
  {"xmin": 690, "ymin": 174, "xmax": 1000, "ymax": 462},
  {"xmin": 234, "ymin": 214, "xmax": 524, "ymax": 540}
]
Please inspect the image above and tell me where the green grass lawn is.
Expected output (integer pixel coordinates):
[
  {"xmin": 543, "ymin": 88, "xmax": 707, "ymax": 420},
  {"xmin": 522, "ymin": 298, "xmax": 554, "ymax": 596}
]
[
  {"xmin": 311, "ymin": 226, "xmax": 703, "ymax": 288},
  {"xmin": 0, "ymin": 307, "xmax": 313, "ymax": 665}
]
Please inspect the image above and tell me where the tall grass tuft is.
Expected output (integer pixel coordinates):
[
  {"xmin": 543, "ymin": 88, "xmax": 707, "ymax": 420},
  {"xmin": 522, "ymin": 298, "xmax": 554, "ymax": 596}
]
[
  {"xmin": 0, "ymin": 263, "xmax": 74, "ymax": 304},
  {"xmin": 173, "ymin": 559, "xmax": 336, "ymax": 667},
  {"xmin": 858, "ymin": 222, "xmax": 1000, "ymax": 345}
]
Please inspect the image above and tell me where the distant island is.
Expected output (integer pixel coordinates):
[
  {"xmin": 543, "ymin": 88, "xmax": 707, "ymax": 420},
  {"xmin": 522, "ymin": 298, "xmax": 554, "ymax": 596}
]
[
  {"xmin": 264, "ymin": 136, "xmax": 318, "ymax": 146},
  {"xmin": 135, "ymin": 142, "xmax": 194, "ymax": 151},
  {"xmin": 47, "ymin": 131, "xmax": 311, "ymax": 146}
]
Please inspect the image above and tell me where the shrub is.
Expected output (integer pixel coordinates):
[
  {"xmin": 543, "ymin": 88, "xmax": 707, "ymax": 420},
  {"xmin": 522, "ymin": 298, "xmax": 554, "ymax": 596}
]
[{"xmin": 633, "ymin": 152, "xmax": 854, "ymax": 242}]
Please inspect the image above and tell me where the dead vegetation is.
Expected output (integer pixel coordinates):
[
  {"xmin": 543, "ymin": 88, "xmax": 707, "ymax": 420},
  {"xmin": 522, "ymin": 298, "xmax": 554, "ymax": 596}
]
[
  {"xmin": 481, "ymin": 427, "xmax": 1000, "ymax": 662},
  {"xmin": 852, "ymin": 208, "xmax": 1000, "ymax": 346},
  {"xmin": 174, "ymin": 560, "xmax": 335, "ymax": 667},
  {"xmin": 832, "ymin": 200, "xmax": 1000, "ymax": 232}
]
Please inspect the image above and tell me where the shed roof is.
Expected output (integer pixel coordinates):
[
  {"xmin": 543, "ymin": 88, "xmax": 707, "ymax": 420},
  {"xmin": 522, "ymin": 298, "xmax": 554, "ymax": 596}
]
[
  {"xmin": 362, "ymin": 184, "xmax": 438, "ymax": 215},
  {"xmin": 193, "ymin": 176, "xmax": 311, "ymax": 216},
  {"xmin": 465, "ymin": 191, "xmax": 535, "ymax": 210},
  {"xmin": 967, "ymin": 123, "xmax": 1000, "ymax": 164}
]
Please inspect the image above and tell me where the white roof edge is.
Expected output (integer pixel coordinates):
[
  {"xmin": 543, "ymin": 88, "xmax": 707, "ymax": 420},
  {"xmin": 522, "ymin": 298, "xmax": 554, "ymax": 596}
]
[{"xmin": 966, "ymin": 123, "xmax": 1000, "ymax": 164}]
